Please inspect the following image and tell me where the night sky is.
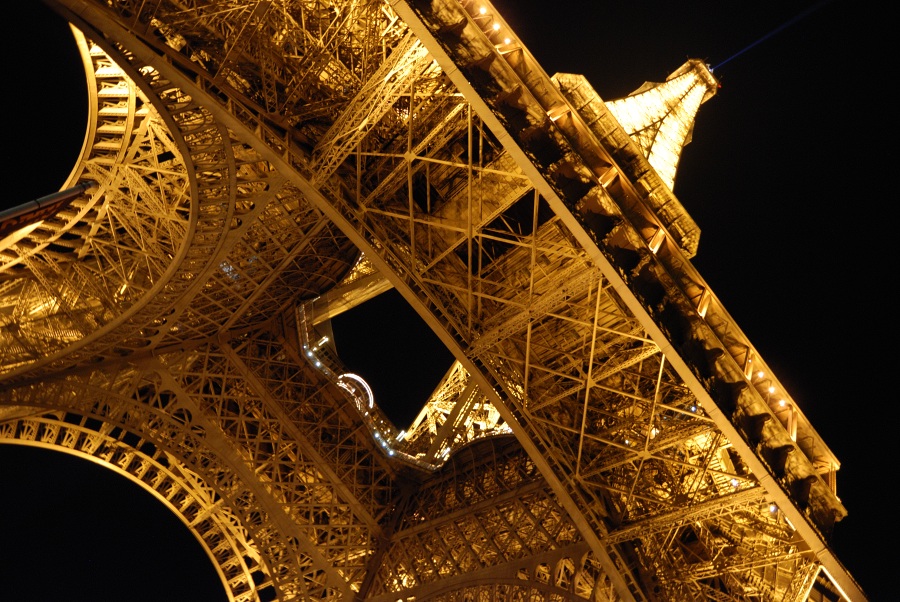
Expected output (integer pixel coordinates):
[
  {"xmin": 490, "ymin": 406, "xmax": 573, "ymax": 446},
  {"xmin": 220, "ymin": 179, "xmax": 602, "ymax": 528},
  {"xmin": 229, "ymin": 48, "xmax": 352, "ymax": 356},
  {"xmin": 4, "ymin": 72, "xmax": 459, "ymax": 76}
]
[{"xmin": 2, "ymin": 1, "xmax": 887, "ymax": 600}]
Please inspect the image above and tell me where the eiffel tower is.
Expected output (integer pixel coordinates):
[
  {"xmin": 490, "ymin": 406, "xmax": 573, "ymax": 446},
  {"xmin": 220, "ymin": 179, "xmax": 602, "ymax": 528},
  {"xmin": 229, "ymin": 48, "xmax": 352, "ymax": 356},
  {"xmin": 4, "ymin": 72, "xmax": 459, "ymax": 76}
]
[{"xmin": 0, "ymin": 1, "xmax": 868, "ymax": 600}]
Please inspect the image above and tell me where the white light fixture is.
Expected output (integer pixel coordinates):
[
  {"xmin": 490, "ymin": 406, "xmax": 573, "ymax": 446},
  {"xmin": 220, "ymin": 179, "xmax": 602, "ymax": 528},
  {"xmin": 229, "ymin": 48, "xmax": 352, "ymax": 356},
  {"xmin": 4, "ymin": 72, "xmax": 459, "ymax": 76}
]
[
  {"xmin": 648, "ymin": 227, "xmax": 665, "ymax": 254},
  {"xmin": 696, "ymin": 288, "xmax": 711, "ymax": 318}
]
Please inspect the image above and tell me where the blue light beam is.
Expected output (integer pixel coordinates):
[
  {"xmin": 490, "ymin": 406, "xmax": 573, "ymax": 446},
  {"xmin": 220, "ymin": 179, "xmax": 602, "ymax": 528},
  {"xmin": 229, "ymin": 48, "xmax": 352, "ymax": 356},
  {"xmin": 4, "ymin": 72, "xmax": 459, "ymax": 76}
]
[{"xmin": 712, "ymin": 0, "xmax": 835, "ymax": 72}]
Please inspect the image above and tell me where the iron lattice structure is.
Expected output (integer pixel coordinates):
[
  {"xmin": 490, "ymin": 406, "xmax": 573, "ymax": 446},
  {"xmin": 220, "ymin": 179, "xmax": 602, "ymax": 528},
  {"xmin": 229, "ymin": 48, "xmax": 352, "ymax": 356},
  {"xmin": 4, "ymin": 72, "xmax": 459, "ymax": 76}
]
[{"xmin": 0, "ymin": 1, "xmax": 865, "ymax": 600}]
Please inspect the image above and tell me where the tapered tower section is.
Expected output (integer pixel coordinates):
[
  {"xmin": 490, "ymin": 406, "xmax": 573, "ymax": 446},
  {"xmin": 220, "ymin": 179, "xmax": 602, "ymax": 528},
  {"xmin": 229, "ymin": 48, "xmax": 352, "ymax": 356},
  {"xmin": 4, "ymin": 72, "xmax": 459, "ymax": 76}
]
[
  {"xmin": 606, "ymin": 59, "xmax": 718, "ymax": 191},
  {"xmin": 0, "ymin": 1, "xmax": 865, "ymax": 601}
]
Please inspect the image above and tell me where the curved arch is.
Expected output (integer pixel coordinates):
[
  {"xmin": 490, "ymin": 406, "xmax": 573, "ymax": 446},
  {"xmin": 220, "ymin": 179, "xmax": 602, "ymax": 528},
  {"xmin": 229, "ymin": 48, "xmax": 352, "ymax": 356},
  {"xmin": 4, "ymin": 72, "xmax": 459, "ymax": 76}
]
[
  {"xmin": 0, "ymin": 322, "xmax": 400, "ymax": 601},
  {"xmin": 2, "ymin": 15, "xmax": 357, "ymax": 383},
  {"xmin": 53, "ymin": 9, "xmax": 358, "ymax": 347},
  {"xmin": 0, "ymin": 27, "xmax": 195, "ymax": 377},
  {"xmin": 0, "ymin": 406, "xmax": 267, "ymax": 601},
  {"xmin": 0, "ymin": 443, "xmax": 226, "ymax": 600}
]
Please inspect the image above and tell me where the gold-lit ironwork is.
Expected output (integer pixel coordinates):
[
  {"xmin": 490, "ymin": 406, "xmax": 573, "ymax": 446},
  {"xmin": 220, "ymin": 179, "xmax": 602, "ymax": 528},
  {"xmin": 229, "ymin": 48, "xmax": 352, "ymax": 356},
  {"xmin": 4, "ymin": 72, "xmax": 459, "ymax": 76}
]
[{"xmin": 0, "ymin": 2, "xmax": 864, "ymax": 601}]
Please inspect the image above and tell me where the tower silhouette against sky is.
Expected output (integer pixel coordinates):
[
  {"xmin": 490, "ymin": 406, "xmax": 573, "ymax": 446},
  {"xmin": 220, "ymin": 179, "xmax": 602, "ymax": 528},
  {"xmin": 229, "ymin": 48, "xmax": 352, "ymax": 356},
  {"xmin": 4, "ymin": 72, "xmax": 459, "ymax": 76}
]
[{"xmin": 0, "ymin": 1, "xmax": 881, "ymax": 600}]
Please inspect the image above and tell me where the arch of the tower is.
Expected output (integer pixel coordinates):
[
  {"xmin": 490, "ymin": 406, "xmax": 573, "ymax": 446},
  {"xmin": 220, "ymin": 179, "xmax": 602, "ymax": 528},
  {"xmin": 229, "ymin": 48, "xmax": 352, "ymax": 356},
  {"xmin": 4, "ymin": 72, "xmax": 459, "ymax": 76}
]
[
  {"xmin": 0, "ymin": 28, "xmax": 193, "ymax": 376},
  {"xmin": 0, "ymin": 408, "xmax": 263, "ymax": 600},
  {"xmin": 0, "ymin": 404, "xmax": 626, "ymax": 602},
  {"xmin": 0, "ymin": 325, "xmax": 400, "ymax": 600},
  {"xmin": 0, "ymin": 25, "xmax": 359, "ymax": 383}
]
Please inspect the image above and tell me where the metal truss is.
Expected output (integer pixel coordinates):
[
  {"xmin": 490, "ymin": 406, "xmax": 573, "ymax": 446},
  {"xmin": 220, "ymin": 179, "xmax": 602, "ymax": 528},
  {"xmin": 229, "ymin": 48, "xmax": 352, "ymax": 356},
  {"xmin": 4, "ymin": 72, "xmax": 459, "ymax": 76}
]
[{"xmin": 0, "ymin": 1, "xmax": 866, "ymax": 600}]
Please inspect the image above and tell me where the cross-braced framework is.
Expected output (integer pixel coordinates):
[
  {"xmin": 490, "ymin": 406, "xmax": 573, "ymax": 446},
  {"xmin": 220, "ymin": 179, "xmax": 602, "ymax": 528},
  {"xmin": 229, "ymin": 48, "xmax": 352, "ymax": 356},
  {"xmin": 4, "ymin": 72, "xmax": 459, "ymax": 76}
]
[{"xmin": 0, "ymin": 1, "xmax": 864, "ymax": 600}]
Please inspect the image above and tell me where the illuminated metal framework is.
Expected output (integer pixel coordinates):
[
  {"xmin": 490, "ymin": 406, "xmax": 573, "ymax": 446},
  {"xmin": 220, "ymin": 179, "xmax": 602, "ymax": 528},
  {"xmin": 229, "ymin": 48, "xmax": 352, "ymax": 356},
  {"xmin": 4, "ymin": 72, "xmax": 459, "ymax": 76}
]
[{"xmin": 0, "ymin": 1, "xmax": 863, "ymax": 600}]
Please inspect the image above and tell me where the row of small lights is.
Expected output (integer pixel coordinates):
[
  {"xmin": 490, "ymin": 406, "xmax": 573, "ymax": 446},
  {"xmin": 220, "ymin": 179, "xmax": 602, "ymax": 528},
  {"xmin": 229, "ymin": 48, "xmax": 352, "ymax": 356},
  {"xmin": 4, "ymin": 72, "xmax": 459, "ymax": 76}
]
[
  {"xmin": 653, "ymin": 232, "xmax": 798, "ymax": 415},
  {"xmin": 298, "ymin": 307, "xmax": 452, "ymax": 470},
  {"xmin": 301, "ymin": 335, "xmax": 405, "ymax": 457},
  {"xmin": 474, "ymin": 6, "xmax": 513, "ymax": 46},
  {"xmin": 651, "ymin": 227, "xmax": 796, "ymax": 417},
  {"xmin": 745, "ymin": 367, "xmax": 793, "ymax": 498},
  {"xmin": 751, "ymin": 368, "xmax": 791, "ymax": 410}
]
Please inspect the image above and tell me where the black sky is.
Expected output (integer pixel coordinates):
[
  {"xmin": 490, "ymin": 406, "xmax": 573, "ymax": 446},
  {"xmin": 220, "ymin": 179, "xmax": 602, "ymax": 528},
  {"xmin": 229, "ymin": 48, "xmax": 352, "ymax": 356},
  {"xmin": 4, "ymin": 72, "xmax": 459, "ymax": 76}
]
[{"xmin": 2, "ymin": 1, "xmax": 888, "ymax": 599}]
